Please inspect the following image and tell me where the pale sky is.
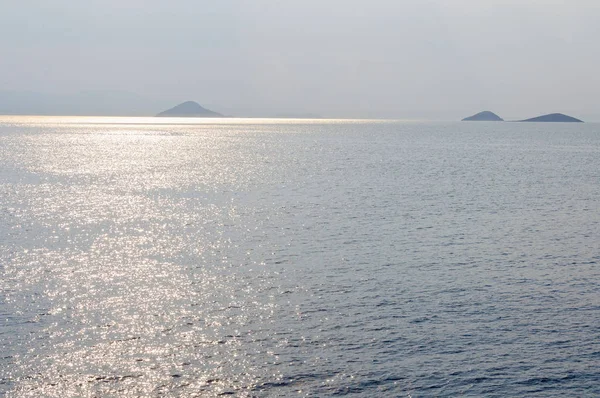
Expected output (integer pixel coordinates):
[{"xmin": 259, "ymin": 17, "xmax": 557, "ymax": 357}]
[{"xmin": 1, "ymin": 0, "xmax": 599, "ymax": 119}]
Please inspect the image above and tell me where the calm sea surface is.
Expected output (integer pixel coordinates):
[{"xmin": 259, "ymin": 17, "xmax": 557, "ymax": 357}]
[{"xmin": 1, "ymin": 117, "xmax": 599, "ymax": 397}]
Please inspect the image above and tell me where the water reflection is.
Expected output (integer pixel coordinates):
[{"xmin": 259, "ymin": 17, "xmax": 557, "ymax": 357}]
[{"xmin": 1, "ymin": 117, "xmax": 600, "ymax": 396}]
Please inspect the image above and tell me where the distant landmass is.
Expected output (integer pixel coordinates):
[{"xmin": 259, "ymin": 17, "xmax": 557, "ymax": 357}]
[
  {"xmin": 462, "ymin": 111, "xmax": 584, "ymax": 123},
  {"xmin": 462, "ymin": 111, "xmax": 504, "ymax": 121},
  {"xmin": 519, "ymin": 113, "xmax": 583, "ymax": 123},
  {"xmin": 156, "ymin": 101, "xmax": 223, "ymax": 117}
]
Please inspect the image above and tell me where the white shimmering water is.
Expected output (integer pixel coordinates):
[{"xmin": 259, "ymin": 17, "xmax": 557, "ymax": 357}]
[{"xmin": 1, "ymin": 116, "xmax": 599, "ymax": 397}]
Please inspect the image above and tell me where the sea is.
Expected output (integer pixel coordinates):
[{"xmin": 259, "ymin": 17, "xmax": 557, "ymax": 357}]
[{"xmin": 0, "ymin": 116, "xmax": 599, "ymax": 397}]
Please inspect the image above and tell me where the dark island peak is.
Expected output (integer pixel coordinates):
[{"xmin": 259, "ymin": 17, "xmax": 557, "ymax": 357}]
[
  {"xmin": 520, "ymin": 113, "xmax": 583, "ymax": 123},
  {"xmin": 462, "ymin": 111, "xmax": 504, "ymax": 122},
  {"xmin": 156, "ymin": 101, "xmax": 223, "ymax": 117}
]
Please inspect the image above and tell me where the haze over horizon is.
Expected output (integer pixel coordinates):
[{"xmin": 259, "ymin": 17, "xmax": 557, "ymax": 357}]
[{"xmin": 1, "ymin": 0, "xmax": 599, "ymax": 120}]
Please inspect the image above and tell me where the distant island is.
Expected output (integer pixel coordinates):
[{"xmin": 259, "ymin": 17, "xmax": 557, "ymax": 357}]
[
  {"xmin": 519, "ymin": 113, "xmax": 583, "ymax": 123},
  {"xmin": 156, "ymin": 101, "xmax": 224, "ymax": 117},
  {"xmin": 462, "ymin": 111, "xmax": 584, "ymax": 123},
  {"xmin": 462, "ymin": 111, "xmax": 504, "ymax": 122}
]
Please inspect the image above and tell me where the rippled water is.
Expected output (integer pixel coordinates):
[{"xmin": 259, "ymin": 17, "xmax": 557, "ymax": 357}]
[{"xmin": 1, "ymin": 116, "xmax": 599, "ymax": 397}]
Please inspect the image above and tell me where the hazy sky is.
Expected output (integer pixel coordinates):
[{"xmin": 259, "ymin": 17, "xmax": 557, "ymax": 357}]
[{"xmin": 1, "ymin": 0, "xmax": 599, "ymax": 119}]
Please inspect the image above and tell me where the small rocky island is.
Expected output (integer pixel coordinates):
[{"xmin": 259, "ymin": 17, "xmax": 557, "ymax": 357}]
[
  {"xmin": 462, "ymin": 111, "xmax": 504, "ymax": 121},
  {"xmin": 156, "ymin": 101, "xmax": 223, "ymax": 117},
  {"xmin": 519, "ymin": 113, "xmax": 583, "ymax": 123}
]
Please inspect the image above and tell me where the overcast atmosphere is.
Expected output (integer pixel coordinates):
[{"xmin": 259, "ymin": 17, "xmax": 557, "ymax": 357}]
[{"xmin": 1, "ymin": 0, "xmax": 598, "ymax": 119}]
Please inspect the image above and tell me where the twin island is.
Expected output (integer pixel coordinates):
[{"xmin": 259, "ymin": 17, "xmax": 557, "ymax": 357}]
[{"xmin": 462, "ymin": 111, "xmax": 583, "ymax": 123}]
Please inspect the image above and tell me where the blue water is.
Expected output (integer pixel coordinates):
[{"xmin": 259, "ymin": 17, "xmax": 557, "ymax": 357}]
[{"xmin": 1, "ymin": 117, "xmax": 599, "ymax": 396}]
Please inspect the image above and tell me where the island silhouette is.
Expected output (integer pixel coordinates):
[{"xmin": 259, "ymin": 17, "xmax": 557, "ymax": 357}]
[
  {"xmin": 462, "ymin": 111, "xmax": 504, "ymax": 121},
  {"xmin": 463, "ymin": 111, "xmax": 584, "ymax": 123},
  {"xmin": 156, "ymin": 101, "xmax": 223, "ymax": 117},
  {"xmin": 519, "ymin": 113, "xmax": 583, "ymax": 123}
]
